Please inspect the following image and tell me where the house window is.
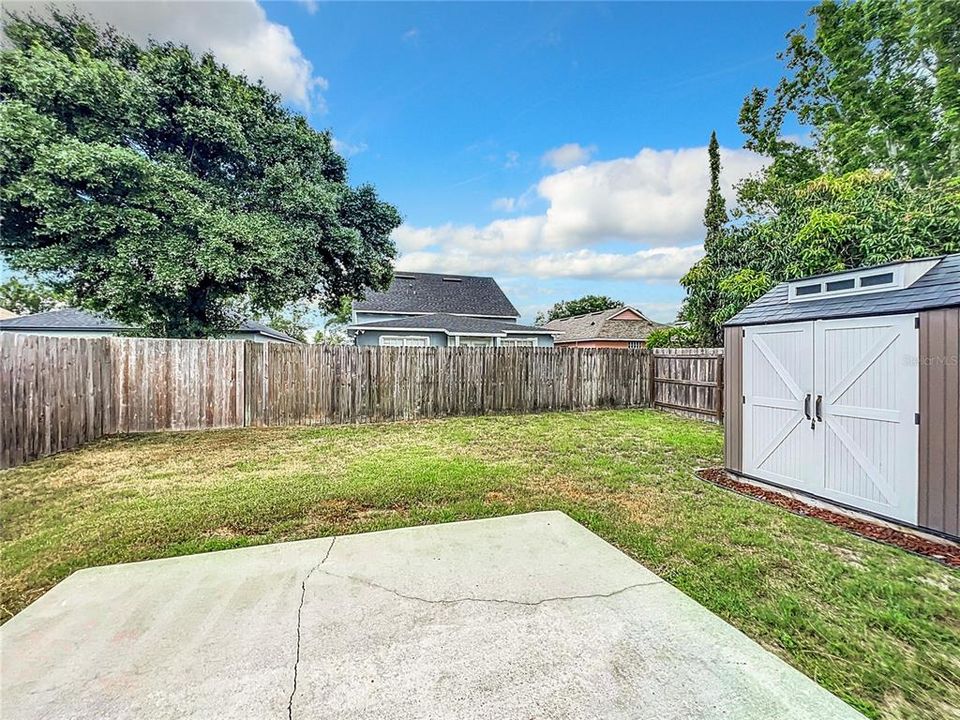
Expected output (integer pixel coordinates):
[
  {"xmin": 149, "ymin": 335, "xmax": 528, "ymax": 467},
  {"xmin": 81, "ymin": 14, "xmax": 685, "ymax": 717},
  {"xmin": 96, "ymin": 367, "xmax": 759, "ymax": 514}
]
[
  {"xmin": 501, "ymin": 338, "xmax": 535, "ymax": 347},
  {"xmin": 379, "ymin": 335, "xmax": 429, "ymax": 347},
  {"xmin": 459, "ymin": 337, "xmax": 495, "ymax": 348}
]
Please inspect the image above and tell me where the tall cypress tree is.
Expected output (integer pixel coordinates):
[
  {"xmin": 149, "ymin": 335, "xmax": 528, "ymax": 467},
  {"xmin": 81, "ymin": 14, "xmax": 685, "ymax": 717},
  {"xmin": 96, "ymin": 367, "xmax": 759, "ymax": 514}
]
[
  {"xmin": 703, "ymin": 130, "xmax": 728, "ymax": 251},
  {"xmin": 678, "ymin": 131, "xmax": 730, "ymax": 346}
]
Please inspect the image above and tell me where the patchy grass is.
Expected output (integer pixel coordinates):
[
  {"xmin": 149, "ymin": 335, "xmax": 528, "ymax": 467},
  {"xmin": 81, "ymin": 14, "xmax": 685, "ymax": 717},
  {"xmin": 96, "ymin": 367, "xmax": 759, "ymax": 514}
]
[{"xmin": 2, "ymin": 410, "xmax": 958, "ymax": 720}]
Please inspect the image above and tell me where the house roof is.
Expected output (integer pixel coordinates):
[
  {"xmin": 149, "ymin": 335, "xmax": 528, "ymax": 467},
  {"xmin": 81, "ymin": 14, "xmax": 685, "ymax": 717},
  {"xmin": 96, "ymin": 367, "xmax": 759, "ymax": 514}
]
[
  {"xmin": 0, "ymin": 307, "xmax": 19, "ymax": 320},
  {"xmin": 354, "ymin": 272, "xmax": 520, "ymax": 318},
  {"xmin": 725, "ymin": 253, "xmax": 960, "ymax": 327},
  {"xmin": 349, "ymin": 313, "xmax": 557, "ymax": 337},
  {"xmin": 541, "ymin": 307, "xmax": 663, "ymax": 342},
  {"xmin": 0, "ymin": 307, "xmax": 131, "ymax": 331},
  {"xmin": 236, "ymin": 319, "xmax": 299, "ymax": 343},
  {"xmin": 0, "ymin": 308, "xmax": 300, "ymax": 342}
]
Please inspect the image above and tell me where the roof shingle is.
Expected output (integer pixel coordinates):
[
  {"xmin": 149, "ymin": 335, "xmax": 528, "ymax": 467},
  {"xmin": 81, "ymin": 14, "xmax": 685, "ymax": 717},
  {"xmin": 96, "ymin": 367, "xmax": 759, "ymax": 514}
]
[
  {"xmin": 541, "ymin": 307, "xmax": 663, "ymax": 342},
  {"xmin": 354, "ymin": 272, "xmax": 519, "ymax": 317},
  {"xmin": 725, "ymin": 254, "xmax": 960, "ymax": 327}
]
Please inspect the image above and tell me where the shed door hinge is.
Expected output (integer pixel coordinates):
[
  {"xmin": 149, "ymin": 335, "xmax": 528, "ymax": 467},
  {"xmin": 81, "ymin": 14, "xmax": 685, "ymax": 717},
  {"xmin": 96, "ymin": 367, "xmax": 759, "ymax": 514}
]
[
  {"xmin": 742, "ymin": 395, "xmax": 746, "ymax": 404},
  {"xmin": 915, "ymin": 412, "xmax": 920, "ymax": 425},
  {"xmin": 915, "ymin": 317, "xmax": 920, "ymax": 329},
  {"xmin": 742, "ymin": 329, "xmax": 745, "ymax": 338}
]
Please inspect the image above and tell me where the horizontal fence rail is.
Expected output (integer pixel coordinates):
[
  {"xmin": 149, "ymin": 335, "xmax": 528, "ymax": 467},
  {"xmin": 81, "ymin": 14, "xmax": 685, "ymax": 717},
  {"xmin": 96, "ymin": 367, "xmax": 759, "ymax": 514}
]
[
  {"xmin": 651, "ymin": 347, "xmax": 724, "ymax": 423},
  {"xmin": 1, "ymin": 336, "xmax": 730, "ymax": 469}
]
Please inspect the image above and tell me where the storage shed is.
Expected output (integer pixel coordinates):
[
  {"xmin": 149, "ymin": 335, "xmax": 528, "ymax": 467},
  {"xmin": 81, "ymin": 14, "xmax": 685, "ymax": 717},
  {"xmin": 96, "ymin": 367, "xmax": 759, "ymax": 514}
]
[{"xmin": 723, "ymin": 253, "xmax": 960, "ymax": 539}]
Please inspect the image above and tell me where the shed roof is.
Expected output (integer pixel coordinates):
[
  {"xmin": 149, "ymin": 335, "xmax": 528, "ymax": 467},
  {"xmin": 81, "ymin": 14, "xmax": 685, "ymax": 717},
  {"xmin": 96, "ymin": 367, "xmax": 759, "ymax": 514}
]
[
  {"xmin": 354, "ymin": 272, "xmax": 520, "ymax": 318},
  {"xmin": 349, "ymin": 313, "xmax": 556, "ymax": 337},
  {"xmin": 725, "ymin": 253, "xmax": 960, "ymax": 327},
  {"xmin": 541, "ymin": 306, "xmax": 663, "ymax": 342}
]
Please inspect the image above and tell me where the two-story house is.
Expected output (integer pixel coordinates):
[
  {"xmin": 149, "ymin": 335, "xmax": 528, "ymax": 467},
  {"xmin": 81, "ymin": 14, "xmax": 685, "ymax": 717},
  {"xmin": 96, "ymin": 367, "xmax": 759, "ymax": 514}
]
[{"xmin": 348, "ymin": 272, "xmax": 558, "ymax": 347}]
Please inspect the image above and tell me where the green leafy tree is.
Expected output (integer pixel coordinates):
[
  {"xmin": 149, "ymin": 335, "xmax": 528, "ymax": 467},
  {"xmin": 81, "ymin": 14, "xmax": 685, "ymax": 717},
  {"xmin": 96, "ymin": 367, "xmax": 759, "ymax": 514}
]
[
  {"xmin": 0, "ymin": 277, "xmax": 63, "ymax": 315},
  {"xmin": 739, "ymin": 0, "xmax": 960, "ymax": 191},
  {"xmin": 709, "ymin": 171, "xmax": 959, "ymax": 328},
  {"xmin": 259, "ymin": 302, "xmax": 311, "ymax": 343},
  {"xmin": 679, "ymin": 132, "xmax": 730, "ymax": 345},
  {"xmin": 681, "ymin": 1, "xmax": 960, "ymax": 336},
  {"xmin": 0, "ymin": 11, "xmax": 400, "ymax": 338},
  {"xmin": 644, "ymin": 326, "xmax": 702, "ymax": 349},
  {"xmin": 536, "ymin": 295, "xmax": 623, "ymax": 324}
]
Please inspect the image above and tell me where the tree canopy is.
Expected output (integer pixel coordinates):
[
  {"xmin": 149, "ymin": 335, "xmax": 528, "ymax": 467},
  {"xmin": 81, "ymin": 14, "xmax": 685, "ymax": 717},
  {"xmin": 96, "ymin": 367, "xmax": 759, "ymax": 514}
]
[
  {"xmin": 0, "ymin": 277, "xmax": 62, "ymax": 315},
  {"xmin": 0, "ymin": 11, "xmax": 401, "ymax": 337},
  {"xmin": 536, "ymin": 295, "xmax": 624, "ymax": 324},
  {"xmin": 680, "ymin": 0, "xmax": 960, "ymax": 345}
]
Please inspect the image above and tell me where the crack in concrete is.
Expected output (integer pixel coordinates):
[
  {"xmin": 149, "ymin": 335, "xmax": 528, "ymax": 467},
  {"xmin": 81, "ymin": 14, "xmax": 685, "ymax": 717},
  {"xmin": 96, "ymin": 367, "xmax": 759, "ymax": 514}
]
[
  {"xmin": 320, "ymin": 570, "xmax": 661, "ymax": 608},
  {"xmin": 287, "ymin": 537, "xmax": 336, "ymax": 720}
]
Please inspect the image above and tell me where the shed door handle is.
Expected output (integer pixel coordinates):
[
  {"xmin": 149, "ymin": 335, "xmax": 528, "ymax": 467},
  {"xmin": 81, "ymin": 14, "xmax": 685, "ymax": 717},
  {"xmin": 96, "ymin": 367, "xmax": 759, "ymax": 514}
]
[
  {"xmin": 803, "ymin": 393, "xmax": 811, "ymax": 420},
  {"xmin": 815, "ymin": 395, "xmax": 823, "ymax": 422}
]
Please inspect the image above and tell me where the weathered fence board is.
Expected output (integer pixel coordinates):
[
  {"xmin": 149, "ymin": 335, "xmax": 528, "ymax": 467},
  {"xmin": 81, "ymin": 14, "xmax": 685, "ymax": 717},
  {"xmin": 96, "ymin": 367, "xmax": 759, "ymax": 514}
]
[
  {"xmin": 0, "ymin": 335, "xmax": 114, "ymax": 468},
  {"xmin": 1, "ymin": 336, "xmax": 723, "ymax": 469},
  {"xmin": 243, "ymin": 345, "xmax": 650, "ymax": 426},
  {"xmin": 651, "ymin": 348, "xmax": 724, "ymax": 423}
]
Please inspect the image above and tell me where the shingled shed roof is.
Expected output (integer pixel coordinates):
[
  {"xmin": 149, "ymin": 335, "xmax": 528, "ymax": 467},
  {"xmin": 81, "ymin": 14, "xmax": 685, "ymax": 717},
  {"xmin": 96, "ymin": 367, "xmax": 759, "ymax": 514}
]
[
  {"xmin": 542, "ymin": 307, "xmax": 663, "ymax": 342},
  {"xmin": 725, "ymin": 253, "xmax": 960, "ymax": 327},
  {"xmin": 354, "ymin": 272, "xmax": 520, "ymax": 318}
]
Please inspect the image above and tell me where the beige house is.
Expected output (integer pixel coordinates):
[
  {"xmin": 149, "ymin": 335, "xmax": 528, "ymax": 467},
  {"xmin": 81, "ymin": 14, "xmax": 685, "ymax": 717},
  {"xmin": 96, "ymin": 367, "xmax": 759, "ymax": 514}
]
[{"xmin": 542, "ymin": 306, "xmax": 664, "ymax": 348}]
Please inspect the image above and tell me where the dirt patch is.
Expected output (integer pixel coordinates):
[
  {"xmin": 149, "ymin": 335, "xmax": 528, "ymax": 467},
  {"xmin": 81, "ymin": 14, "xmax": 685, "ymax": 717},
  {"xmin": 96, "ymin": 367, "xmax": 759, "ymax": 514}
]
[{"xmin": 697, "ymin": 468, "xmax": 960, "ymax": 567}]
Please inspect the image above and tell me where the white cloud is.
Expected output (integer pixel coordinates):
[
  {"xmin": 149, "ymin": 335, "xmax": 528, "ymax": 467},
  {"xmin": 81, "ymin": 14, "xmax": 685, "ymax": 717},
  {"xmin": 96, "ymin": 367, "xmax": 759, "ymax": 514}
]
[
  {"xmin": 403, "ymin": 27, "xmax": 420, "ymax": 43},
  {"xmin": 331, "ymin": 138, "xmax": 368, "ymax": 157},
  {"xmin": 393, "ymin": 144, "xmax": 765, "ymax": 283},
  {"xmin": 536, "ymin": 146, "xmax": 765, "ymax": 247},
  {"xmin": 397, "ymin": 244, "xmax": 703, "ymax": 281},
  {"xmin": 541, "ymin": 143, "xmax": 597, "ymax": 170},
  {"xmin": 6, "ymin": 1, "xmax": 326, "ymax": 109},
  {"xmin": 504, "ymin": 151, "xmax": 521, "ymax": 169}
]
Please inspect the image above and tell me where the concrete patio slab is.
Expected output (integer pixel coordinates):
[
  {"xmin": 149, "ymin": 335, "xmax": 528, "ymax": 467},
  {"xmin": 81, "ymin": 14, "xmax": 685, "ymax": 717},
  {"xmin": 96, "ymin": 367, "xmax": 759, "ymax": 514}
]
[{"xmin": 1, "ymin": 511, "xmax": 865, "ymax": 719}]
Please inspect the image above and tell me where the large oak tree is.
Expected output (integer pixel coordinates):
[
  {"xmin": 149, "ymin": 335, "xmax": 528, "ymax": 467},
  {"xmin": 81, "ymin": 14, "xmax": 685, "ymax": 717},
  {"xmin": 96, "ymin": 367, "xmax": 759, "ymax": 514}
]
[{"xmin": 0, "ymin": 11, "xmax": 401, "ymax": 337}]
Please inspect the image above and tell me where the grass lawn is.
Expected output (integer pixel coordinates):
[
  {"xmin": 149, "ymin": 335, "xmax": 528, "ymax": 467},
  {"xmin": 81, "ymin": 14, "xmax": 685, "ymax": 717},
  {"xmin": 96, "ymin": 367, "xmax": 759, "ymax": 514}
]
[{"xmin": 2, "ymin": 409, "xmax": 958, "ymax": 719}]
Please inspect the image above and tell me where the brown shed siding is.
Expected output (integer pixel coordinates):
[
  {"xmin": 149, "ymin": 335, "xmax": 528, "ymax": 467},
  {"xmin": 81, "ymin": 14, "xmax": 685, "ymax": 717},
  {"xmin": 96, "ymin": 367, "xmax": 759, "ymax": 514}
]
[
  {"xmin": 918, "ymin": 308, "xmax": 960, "ymax": 537},
  {"xmin": 723, "ymin": 326, "xmax": 743, "ymax": 472}
]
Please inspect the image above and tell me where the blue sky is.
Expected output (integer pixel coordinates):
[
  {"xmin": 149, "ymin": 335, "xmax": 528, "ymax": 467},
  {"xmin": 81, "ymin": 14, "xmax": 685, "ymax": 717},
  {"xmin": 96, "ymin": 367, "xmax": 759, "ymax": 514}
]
[{"xmin": 5, "ymin": 1, "xmax": 813, "ymax": 324}]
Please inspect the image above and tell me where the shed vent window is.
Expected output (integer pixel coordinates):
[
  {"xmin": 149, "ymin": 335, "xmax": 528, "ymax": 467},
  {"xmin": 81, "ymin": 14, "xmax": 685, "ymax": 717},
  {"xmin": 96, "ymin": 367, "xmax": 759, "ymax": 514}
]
[
  {"xmin": 395, "ymin": 274, "xmax": 415, "ymax": 281},
  {"xmin": 787, "ymin": 259, "xmax": 938, "ymax": 303},
  {"xmin": 441, "ymin": 277, "xmax": 462, "ymax": 282},
  {"xmin": 826, "ymin": 278, "xmax": 855, "ymax": 292},
  {"xmin": 860, "ymin": 272, "xmax": 894, "ymax": 288}
]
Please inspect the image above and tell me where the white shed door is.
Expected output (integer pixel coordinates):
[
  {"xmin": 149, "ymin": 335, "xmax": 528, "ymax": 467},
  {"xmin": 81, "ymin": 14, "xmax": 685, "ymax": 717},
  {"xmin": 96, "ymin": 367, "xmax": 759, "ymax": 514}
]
[
  {"xmin": 742, "ymin": 322, "xmax": 817, "ymax": 490},
  {"xmin": 815, "ymin": 315, "xmax": 918, "ymax": 523}
]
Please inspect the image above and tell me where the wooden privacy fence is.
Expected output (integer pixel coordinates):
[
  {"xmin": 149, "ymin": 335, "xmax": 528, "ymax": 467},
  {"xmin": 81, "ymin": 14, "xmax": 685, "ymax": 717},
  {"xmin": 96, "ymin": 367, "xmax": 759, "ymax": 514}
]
[
  {"xmin": 650, "ymin": 347, "xmax": 725, "ymax": 423},
  {"xmin": 2, "ymin": 335, "xmax": 673, "ymax": 469}
]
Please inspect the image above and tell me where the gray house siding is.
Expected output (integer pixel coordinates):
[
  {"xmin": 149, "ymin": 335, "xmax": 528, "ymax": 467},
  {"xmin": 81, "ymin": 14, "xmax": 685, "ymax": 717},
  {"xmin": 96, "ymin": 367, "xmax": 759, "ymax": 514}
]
[
  {"xmin": 354, "ymin": 330, "xmax": 552, "ymax": 348},
  {"xmin": 354, "ymin": 330, "xmax": 448, "ymax": 347}
]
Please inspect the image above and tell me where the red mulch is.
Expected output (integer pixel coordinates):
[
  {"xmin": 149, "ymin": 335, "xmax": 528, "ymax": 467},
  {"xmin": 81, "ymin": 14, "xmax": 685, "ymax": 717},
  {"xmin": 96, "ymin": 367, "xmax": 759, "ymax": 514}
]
[{"xmin": 696, "ymin": 467, "xmax": 960, "ymax": 567}]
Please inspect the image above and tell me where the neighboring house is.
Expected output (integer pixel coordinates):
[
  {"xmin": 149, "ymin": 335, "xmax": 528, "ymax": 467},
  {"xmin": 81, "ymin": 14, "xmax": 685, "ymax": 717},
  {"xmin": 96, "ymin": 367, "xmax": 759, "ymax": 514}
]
[
  {"xmin": 0, "ymin": 308, "xmax": 300, "ymax": 343},
  {"xmin": 0, "ymin": 307, "xmax": 19, "ymax": 320},
  {"xmin": 349, "ymin": 272, "xmax": 557, "ymax": 347},
  {"xmin": 542, "ymin": 306, "xmax": 663, "ymax": 348}
]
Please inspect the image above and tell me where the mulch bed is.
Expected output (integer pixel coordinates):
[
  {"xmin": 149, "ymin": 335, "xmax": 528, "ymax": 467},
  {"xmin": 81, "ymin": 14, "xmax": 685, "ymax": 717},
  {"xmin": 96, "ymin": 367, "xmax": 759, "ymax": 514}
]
[{"xmin": 696, "ymin": 467, "xmax": 960, "ymax": 567}]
